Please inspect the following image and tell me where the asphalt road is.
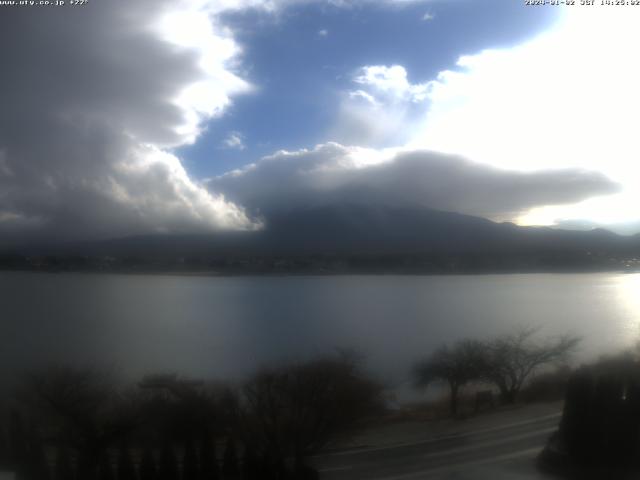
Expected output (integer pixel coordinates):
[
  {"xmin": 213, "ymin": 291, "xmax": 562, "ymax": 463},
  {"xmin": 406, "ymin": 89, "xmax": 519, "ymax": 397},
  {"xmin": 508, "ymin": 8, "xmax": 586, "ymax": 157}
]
[{"xmin": 314, "ymin": 412, "xmax": 561, "ymax": 479}]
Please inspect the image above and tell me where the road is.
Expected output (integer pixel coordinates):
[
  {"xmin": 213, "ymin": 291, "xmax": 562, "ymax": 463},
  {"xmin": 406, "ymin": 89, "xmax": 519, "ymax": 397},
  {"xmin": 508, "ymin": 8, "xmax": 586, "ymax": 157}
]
[{"xmin": 314, "ymin": 412, "xmax": 561, "ymax": 479}]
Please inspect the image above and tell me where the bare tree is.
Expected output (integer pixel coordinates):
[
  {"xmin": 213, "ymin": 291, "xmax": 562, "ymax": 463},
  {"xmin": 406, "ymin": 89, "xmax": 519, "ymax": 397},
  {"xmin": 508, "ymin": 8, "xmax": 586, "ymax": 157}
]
[
  {"xmin": 24, "ymin": 367, "xmax": 141, "ymax": 480},
  {"xmin": 413, "ymin": 340, "xmax": 486, "ymax": 415},
  {"xmin": 482, "ymin": 327, "xmax": 580, "ymax": 404},
  {"xmin": 136, "ymin": 373, "xmax": 224, "ymax": 443},
  {"xmin": 236, "ymin": 354, "xmax": 384, "ymax": 471}
]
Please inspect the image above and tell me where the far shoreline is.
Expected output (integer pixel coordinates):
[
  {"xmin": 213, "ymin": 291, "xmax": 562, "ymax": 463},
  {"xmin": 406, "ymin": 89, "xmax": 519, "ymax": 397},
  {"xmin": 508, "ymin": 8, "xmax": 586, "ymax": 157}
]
[{"xmin": 1, "ymin": 266, "xmax": 638, "ymax": 278}]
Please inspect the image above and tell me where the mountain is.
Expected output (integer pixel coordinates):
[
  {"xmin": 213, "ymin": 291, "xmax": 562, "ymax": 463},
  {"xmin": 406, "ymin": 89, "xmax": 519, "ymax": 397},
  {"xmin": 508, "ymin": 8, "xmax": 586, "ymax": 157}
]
[{"xmin": 2, "ymin": 204, "xmax": 640, "ymax": 273}]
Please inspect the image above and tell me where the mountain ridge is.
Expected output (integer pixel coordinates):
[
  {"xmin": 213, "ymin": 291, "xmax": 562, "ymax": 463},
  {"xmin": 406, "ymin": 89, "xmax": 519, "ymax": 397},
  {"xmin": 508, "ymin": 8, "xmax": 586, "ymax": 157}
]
[{"xmin": 2, "ymin": 204, "xmax": 639, "ymax": 273}]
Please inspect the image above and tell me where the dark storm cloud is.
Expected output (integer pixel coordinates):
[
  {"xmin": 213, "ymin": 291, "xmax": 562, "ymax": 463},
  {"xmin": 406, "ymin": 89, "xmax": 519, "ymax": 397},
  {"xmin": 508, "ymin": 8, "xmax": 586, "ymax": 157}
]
[
  {"xmin": 0, "ymin": 0, "xmax": 254, "ymax": 245},
  {"xmin": 0, "ymin": 0, "xmax": 621, "ymax": 246},
  {"xmin": 208, "ymin": 143, "xmax": 620, "ymax": 221}
]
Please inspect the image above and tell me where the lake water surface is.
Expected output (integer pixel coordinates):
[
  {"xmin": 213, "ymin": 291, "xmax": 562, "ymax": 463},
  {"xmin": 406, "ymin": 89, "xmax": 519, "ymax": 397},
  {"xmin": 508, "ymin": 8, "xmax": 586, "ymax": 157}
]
[{"xmin": 2, "ymin": 272, "xmax": 640, "ymax": 399}]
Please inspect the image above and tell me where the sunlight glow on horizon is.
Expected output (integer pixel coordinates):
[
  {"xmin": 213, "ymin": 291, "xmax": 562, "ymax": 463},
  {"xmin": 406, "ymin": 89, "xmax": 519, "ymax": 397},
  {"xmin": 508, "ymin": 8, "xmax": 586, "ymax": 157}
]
[{"xmin": 409, "ymin": 7, "xmax": 640, "ymax": 232}]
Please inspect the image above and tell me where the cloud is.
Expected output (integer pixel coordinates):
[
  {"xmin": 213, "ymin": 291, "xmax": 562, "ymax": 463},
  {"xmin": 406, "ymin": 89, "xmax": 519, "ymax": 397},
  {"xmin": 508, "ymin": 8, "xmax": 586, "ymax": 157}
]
[
  {"xmin": 354, "ymin": 65, "xmax": 428, "ymax": 102},
  {"xmin": 318, "ymin": 29, "xmax": 329, "ymax": 37},
  {"xmin": 205, "ymin": 0, "xmax": 437, "ymax": 13},
  {"xmin": 4, "ymin": 0, "xmax": 631, "ymax": 245},
  {"xmin": 332, "ymin": 65, "xmax": 429, "ymax": 146},
  {"xmin": 0, "ymin": 0, "xmax": 257, "ymax": 244},
  {"xmin": 408, "ymin": 7, "xmax": 640, "ymax": 229},
  {"xmin": 208, "ymin": 143, "xmax": 619, "ymax": 222},
  {"xmin": 422, "ymin": 12, "xmax": 435, "ymax": 21},
  {"xmin": 223, "ymin": 131, "xmax": 247, "ymax": 150}
]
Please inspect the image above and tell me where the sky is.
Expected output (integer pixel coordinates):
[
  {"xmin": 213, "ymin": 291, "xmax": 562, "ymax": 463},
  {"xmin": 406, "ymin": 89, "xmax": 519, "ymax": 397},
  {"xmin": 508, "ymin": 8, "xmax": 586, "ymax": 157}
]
[{"xmin": 1, "ymin": 0, "xmax": 639, "ymax": 244}]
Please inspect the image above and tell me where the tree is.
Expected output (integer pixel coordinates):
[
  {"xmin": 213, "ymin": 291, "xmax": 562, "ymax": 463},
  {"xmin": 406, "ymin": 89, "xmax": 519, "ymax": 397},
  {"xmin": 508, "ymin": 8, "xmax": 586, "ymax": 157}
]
[
  {"xmin": 116, "ymin": 445, "xmax": 136, "ymax": 480},
  {"xmin": 482, "ymin": 327, "xmax": 580, "ymax": 404},
  {"xmin": 221, "ymin": 438, "xmax": 239, "ymax": 480},
  {"xmin": 23, "ymin": 427, "xmax": 50, "ymax": 480},
  {"xmin": 236, "ymin": 354, "xmax": 384, "ymax": 470},
  {"xmin": 25, "ymin": 367, "xmax": 141, "ymax": 479},
  {"xmin": 8, "ymin": 410, "xmax": 27, "ymax": 475},
  {"xmin": 97, "ymin": 453, "xmax": 114, "ymax": 480},
  {"xmin": 183, "ymin": 438, "xmax": 198, "ymax": 480},
  {"xmin": 414, "ymin": 340, "xmax": 487, "ymax": 415},
  {"xmin": 158, "ymin": 443, "xmax": 179, "ymax": 480},
  {"xmin": 54, "ymin": 446, "xmax": 74, "ymax": 480},
  {"xmin": 241, "ymin": 444, "xmax": 261, "ymax": 480},
  {"xmin": 136, "ymin": 373, "xmax": 225, "ymax": 449},
  {"xmin": 139, "ymin": 448, "xmax": 157, "ymax": 480},
  {"xmin": 199, "ymin": 429, "xmax": 219, "ymax": 480}
]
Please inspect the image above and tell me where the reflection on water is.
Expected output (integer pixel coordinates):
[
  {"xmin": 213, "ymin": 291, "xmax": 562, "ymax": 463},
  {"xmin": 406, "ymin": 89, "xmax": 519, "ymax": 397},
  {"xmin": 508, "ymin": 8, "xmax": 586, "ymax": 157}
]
[
  {"xmin": 614, "ymin": 273, "xmax": 640, "ymax": 341},
  {"xmin": 1, "ymin": 272, "xmax": 639, "ymax": 396}
]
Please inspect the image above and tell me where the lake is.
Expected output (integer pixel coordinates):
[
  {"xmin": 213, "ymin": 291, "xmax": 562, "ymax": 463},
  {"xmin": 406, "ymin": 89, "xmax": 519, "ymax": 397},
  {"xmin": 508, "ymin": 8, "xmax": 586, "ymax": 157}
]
[{"xmin": 1, "ymin": 272, "xmax": 639, "ymax": 400}]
